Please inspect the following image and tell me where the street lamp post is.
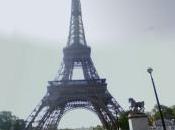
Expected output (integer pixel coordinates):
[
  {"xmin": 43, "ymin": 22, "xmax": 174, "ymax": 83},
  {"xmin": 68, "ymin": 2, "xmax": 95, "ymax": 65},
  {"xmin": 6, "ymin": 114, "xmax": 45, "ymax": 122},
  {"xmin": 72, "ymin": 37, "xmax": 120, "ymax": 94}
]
[{"xmin": 147, "ymin": 67, "xmax": 166, "ymax": 130}]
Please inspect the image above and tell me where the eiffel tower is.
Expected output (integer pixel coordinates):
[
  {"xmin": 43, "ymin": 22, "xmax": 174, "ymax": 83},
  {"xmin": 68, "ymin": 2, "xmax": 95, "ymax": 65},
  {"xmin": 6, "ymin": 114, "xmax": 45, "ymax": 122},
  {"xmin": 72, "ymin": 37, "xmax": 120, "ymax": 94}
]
[{"xmin": 24, "ymin": 0, "xmax": 124, "ymax": 130}]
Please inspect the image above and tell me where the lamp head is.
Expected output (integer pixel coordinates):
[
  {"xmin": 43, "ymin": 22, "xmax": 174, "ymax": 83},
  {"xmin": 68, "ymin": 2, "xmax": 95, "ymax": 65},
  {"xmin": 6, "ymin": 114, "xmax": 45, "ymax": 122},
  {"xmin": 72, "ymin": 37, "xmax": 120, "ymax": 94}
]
[{"xmin": 147, "ymin": 67, "xmax": 153, "ymax": 74}]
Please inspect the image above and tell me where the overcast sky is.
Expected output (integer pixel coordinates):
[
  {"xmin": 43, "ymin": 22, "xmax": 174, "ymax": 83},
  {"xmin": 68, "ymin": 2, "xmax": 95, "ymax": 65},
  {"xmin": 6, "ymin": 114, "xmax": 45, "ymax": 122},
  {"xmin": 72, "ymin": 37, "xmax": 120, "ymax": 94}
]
[{"xmin": 0, "ymin": 0, "xmax": 175, "ymax": 128}]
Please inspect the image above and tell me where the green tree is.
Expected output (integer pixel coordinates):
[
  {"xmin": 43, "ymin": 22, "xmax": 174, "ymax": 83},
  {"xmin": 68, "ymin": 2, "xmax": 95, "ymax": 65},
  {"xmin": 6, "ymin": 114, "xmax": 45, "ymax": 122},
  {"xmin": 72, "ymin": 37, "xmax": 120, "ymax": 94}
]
[
  {"xmin": 0, "ymin": 111, "xmax": 25, "ymax": 130},
  {"xmin": 152, "ymin": 105, "xmax": 175, "ymax": 120},
  {"xmin": 146, "ymin": 112, "xmax": 154, "ymax": 126},
  {"xmin": 0, "ymin": 111, "xmax": 17, "ymax": 130},
  {"xmin": 171, "ymin": 105, "xmax": 175, "ymax": 117},
  {"xmin": 93, "ymin": 125, "xmax": 104, "ymax": 130},
  {"xmin": 13, "ymin": 119, "xmax": 25, "ymax": 130},
  {"xmin": 118, "ymin": 111, "xmax": 129, "ymax": 130}
]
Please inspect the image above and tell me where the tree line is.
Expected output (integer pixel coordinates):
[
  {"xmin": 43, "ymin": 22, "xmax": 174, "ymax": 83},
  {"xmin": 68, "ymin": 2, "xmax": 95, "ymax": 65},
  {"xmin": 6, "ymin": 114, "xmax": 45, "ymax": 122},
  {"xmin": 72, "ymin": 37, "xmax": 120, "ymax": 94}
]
[
  {"xmin": 0, "ymin": 111, "xmax": 25, "ymax": 130},
  {"xmin": 0, "ymin": 104, "xmax": 175, "ymax": 130}
]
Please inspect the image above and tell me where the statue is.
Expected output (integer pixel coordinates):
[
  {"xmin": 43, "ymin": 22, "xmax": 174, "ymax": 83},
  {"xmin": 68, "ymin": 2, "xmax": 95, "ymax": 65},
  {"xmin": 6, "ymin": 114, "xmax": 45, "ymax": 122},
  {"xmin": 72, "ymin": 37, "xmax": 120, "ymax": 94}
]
[
  {"xmin": 128, "ymin": 98, "xmax": 148, "ymax": 130},
  {"xmin": 129, "ymin": 98, "xmax": 145, "ymax": 113}
]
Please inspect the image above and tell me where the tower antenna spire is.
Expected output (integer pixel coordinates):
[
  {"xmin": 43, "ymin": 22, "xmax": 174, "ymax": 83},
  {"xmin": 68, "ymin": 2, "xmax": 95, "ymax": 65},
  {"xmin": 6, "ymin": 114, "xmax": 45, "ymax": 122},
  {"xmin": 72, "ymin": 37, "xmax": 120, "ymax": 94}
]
[{"xmin": 67, "ymin": 0, "xmax": 87, "ymax": 46}]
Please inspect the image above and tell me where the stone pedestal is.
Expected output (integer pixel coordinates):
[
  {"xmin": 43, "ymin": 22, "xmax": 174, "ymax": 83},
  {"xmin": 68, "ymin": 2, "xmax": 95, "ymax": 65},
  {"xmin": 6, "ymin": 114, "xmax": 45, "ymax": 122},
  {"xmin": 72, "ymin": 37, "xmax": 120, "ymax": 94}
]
[{"xmin": 128, "ymin": 113, "xmax": 148, "ymax": 130}]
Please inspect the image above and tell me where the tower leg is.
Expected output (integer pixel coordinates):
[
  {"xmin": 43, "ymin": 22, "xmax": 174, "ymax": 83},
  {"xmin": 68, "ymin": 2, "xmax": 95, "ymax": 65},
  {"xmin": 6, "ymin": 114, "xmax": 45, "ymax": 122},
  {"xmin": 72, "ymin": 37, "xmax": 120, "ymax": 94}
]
[
  {"xmin": 93, "ymin": 104, "xmax": 111, "ymax": 130},
  {"xmin": 36, "ymin": 109, "xmax": 52, "ymax": 130},
  {"xmin": 92, "ymin": 98, "xmax": 119, "ymax": 130},
  {"xmin": 25, "ymin": 102, "xmax": 45, "ymax": 130}
]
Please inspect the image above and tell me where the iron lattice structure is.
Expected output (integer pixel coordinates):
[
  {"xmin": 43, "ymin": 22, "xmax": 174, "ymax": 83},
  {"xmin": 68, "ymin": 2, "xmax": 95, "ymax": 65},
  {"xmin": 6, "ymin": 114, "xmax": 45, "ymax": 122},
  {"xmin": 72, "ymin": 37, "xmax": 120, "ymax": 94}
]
[{"xmin": 24, "ymin": 0, "xmax": 124, "ymax": 130}]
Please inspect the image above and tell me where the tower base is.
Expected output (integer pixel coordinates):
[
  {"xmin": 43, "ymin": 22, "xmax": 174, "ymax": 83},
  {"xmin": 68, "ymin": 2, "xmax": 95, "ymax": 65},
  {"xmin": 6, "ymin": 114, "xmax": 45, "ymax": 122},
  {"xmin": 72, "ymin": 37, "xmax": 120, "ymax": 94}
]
[{"xmin": 128, "ymin": 113, "xmax": 148, "ymax": 130}]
